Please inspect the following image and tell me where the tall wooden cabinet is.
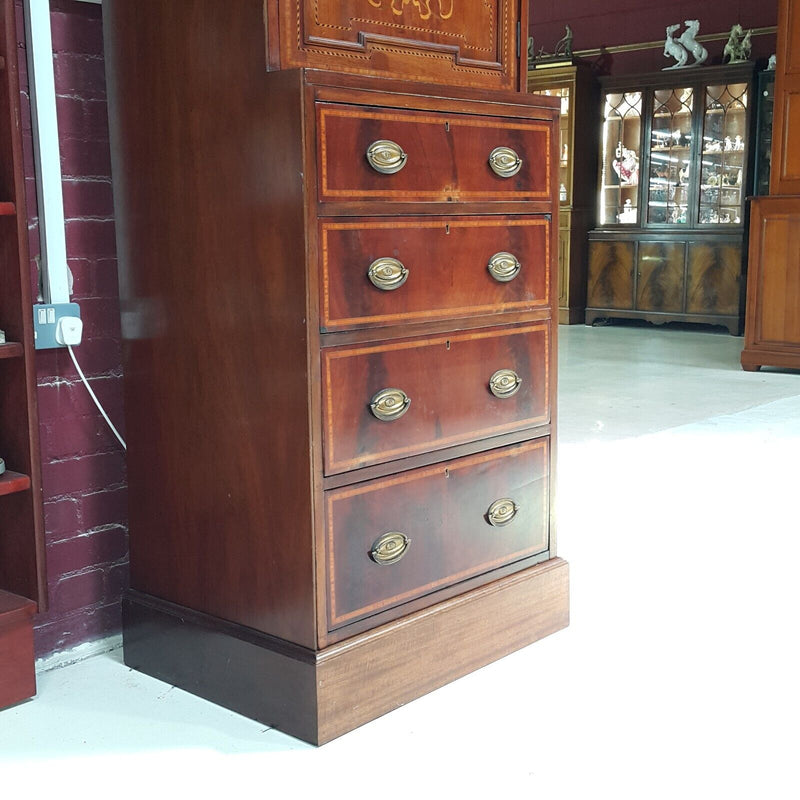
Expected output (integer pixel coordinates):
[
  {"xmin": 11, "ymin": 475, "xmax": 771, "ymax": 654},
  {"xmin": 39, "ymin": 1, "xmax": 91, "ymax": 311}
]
[
  {"xmin": 0, "ymin": 0, "xmax": 46, "ymax": 710},
  {"xmin": 528, "ymin": 64, "xmax": 598, "ymax": 324},
  {"xmin": 586, "ymin": 65, "xmax": 754, "ymax": 334},
  {"xmin": 106, "ymin": 0, "xmax": 568, "ymax": 745},
  {"xmin": 741, "ymin": 0, "xmax": 800, "ymax": 371}
]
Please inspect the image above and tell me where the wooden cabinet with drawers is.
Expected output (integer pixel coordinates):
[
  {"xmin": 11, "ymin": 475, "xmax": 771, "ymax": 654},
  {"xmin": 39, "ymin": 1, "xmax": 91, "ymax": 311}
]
[{"xmin": 105, "ymin": 1, "xmax": 567, "ymax": 745}]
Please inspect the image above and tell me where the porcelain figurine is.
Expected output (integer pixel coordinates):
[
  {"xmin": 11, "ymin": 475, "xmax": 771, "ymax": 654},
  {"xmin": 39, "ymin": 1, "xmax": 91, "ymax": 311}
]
[
  {"xmin": 678, "ymin": 20, "xmax": 708, "ymax": 66},
  {"xmin": 724, "ymin": 24, "xmax": 753, "ymax": 63}
]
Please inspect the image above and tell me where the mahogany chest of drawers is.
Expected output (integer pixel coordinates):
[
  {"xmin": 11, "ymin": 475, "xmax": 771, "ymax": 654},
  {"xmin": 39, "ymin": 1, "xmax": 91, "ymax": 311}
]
[{"xmin": 106, "ymin": 2, "xmax": 568, "ymax": 745}]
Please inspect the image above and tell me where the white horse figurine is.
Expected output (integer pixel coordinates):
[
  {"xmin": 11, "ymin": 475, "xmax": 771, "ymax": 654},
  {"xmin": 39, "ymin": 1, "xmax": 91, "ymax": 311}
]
[
  {"xmin": 678, "ymin": 20, "xmax": 708, "ymax": 67},
  {"xmin": 663, "ymin": 24, "xmax": 688, "ymax": 70}
]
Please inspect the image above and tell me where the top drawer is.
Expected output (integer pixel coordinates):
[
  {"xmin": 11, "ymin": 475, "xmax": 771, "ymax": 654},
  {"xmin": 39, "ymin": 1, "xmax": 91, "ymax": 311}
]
[{"xmin": 317, "ymin": 104, "xmax": 552, "ymax": 204}]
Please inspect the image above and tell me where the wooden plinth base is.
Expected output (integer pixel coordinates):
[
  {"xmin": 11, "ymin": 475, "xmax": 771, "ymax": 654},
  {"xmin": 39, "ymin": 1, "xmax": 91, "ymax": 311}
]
[
  {"xmin": 741, "ymin": 347, "xmax": 800, "ymax": 372},
  {"xmin": 0, "ymin": 590, "xmax": 37, "ymax": 710},
  {"xmin": 123, "ymin": 558, "xmax": 569, "ymax": 745}
]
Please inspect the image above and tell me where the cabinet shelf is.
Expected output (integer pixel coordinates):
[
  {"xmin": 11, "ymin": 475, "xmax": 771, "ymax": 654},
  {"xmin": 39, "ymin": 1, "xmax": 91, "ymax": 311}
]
[
  {"xmin": 0, "ymin": 342, "xmax": 23, "ymax": 359},
  {"xmin": 0, "ymin": 470, "xmax": 31, "ymax": 497}
]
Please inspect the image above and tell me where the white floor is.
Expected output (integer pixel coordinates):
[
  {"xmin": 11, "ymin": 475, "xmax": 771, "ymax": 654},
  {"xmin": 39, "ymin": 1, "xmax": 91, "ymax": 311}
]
[{"xmin": 3, "ymin": 325, "xmax": 800, "ymax": 799}]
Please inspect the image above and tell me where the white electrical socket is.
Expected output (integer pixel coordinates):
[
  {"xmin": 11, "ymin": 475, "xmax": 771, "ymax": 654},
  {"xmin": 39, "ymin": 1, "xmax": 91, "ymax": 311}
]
[{"xmin": 55, "ymin": 316, "xmax": 84, "ymax": 346}]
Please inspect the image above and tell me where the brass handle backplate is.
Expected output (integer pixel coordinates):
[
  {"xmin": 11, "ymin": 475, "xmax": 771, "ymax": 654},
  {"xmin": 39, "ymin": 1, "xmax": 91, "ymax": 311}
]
[
  {"xmin": 488, "ymin": 252, "xmax": 521, "ymax": 283},
  {"xmin": 370, "ymin": 531, "xmax": 411, "ymax": 565},
  {"xmin": 489, "ymin": 146, "xmax": 523, "ymax": 178},
  {"xmin": 486, "ymin": 498, "xmax": 519, "ymax": 527},
  {"xmin": 489, "ymin": 369, "xmax": 522, "ymax": 399},
  {"xmin": 366, "ymin": 140, "xmax": 408, "ymax": 174},
  {"xmin": 370, "ymin": 388, "xmax": 411, "ymax": 422},
  {"xmin": 368, "ymin": 257, "xmax": 409, "ymax": 291}
]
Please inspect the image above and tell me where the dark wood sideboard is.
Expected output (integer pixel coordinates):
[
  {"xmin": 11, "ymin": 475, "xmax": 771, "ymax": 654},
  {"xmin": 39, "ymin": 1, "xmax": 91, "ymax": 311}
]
[{"xmin": 105, "ymin": 0, "xmax": 568, "ymax": 744}]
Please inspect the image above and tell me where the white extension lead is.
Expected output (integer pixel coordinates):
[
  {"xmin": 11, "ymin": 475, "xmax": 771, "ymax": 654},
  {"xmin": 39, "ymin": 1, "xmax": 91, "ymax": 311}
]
[{"xmin": 56, "ymin": 316, "xmax": 127, "ymax": 451}]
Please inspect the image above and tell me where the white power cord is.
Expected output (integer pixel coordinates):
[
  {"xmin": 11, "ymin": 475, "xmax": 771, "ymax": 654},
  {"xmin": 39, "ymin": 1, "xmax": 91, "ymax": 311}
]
[
  {"xmin": 56, "ymin": 316, "xmax": 127, "ymax": 451},
  {"xmin": 66, "ymin": 344, "xmax": 127, "ymax": 451}
]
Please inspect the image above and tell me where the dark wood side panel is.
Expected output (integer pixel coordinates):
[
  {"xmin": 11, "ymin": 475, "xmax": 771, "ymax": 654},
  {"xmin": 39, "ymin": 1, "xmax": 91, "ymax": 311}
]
[
  {"xmin": 325, "ymin": 439, "xmax": 549, "ymax": 629},
  {"xmin": 636, "ymin": 241, "xmax": 685, "ymax": 313},
  {"xmin": 269, "ymin": 0, "xmax": 524, "ymax": 92},
  {"xmin": 587, "ymin": 240, "xmax": 634, "ymax": 310},
  {"xmin": 317, "ymin": 104, "xmax": 551, "ymax": 202},
  {"xmin": 105, "ymin": 3, "xmax": 317, "ymax": 646},
  {"xmin": 321, "ymin": 215, "xmax": 549, "ymax": 331},
  {"xmin": 686, "ymin": 242, "xmax": 741, "ymax": 316},
  {"xmin": 322, "ymin": 322, "xmax": 550, "ymax": 474}
]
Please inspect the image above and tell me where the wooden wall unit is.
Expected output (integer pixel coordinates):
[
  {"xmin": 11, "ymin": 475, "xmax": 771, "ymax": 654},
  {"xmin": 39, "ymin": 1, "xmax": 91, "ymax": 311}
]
[
  {"xmin": 528, "ymin": 64, "xmax": 598, "ymax": 324},
  {"xmin": 587, "ymin": 64, "xmax": 755, "ymax": 335},
  {"xmin": 0, "ymin": 0, "xmax": 46, "ymax": 710},
  {"xmin": 265, "ymin": 0, "xmax": 528, "ymax": 92},
  {"xmin": 742, "ymin": 0, "xmax": 800, "ymax": 371},
  {"xmin": 105, "ymin": 0, "xmax": 567, "ymax": 745}
]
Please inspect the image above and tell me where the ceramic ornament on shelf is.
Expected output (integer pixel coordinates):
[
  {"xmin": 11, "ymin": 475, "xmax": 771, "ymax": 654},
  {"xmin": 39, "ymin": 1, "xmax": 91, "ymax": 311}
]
[
  {"xmin": 723, "ymin": 24, "xmax": 753, "ymax": 64},
  {"xmin": 663, "ymin": 20, "xmax": 708, "ymax": 70}
]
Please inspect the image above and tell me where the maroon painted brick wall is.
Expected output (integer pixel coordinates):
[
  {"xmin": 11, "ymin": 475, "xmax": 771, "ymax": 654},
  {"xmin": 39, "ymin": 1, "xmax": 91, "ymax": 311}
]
[
  {"xmin": 530, "ymin": 0, "xmax": 779, "ymax": 74},
  {"xmin": 15, "ymin": 0, "xmax": 128, "ymax": 656}
]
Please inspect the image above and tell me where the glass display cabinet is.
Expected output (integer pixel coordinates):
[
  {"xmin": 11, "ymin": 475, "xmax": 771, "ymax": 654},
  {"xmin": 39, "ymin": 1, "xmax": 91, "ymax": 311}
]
[
  {"xmin": 587, "ymin": 64, "xmax": 754, "ymax": 334},
  {"xmin": 528, "ymin": 63, "xmax": 598, "ymax": 323}
]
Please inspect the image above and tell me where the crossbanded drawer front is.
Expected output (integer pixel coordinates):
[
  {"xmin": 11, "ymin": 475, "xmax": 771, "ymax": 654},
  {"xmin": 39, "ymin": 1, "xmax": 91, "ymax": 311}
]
[
  {"xmin": 325, "ymin": 439, "xmax": 550, "ymax": 630},
  {"xmin": 320, "ymin": 215, "xmax": 550, "ymax": 331},
  {"xmin": 317, "ymin": 104, "xmax": 552, "ymax": 202},
  {"xmin": 322, "ymin": 322, "xmax": 550, "ymax": 474}
]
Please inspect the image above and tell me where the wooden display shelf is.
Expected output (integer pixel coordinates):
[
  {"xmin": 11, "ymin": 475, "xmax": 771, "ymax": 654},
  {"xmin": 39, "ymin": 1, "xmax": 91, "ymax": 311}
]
[
  {"xmin": 0, "ymin": 470, "xmax": 31, "ymax": 497},
  {"xmin": 0, "ymin": 589, "xmax": 35, "ymax": 620},
  {"xmin": 0, "ymin": 589, "xmax": 36, "ymax": 710},
  {"xmin": 0, "ymin": 342, "xmax": 23, "ymax": 359}
]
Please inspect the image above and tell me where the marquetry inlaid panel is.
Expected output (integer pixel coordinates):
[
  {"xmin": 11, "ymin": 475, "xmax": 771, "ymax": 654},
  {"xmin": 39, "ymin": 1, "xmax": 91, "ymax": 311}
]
[{"xmin": 269, "ymin": 0, "xmax": 524, "ymax": 91}]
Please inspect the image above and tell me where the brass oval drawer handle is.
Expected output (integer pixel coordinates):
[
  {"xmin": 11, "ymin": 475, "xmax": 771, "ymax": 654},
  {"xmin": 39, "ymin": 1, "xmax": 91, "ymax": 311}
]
[
  {"xmin": 488, "ymin": 252, "xmax": 521, "ymax": 282},
  {"xmin": 486, "ymin": 498, "xmax": 519, "ymax": 527},
  {"xmin": 366, "ymin": 139, "xmax": 408, "ymax": 174},
  {"xmin": 489, "ymin": 369, "xmax": 522, "ymax": 399},
  {"xmin": 368, "ymin": 257, "xmax": 409, "ymax": 291},
  {"xmin": 370, "ymin": 531, "xmax": 411, "ymax": 565},
  {"xmin": 370, "ymin": 388, "xmax": 411, "ymax": 422},
  {"xmin": 489, "ymin": 146, "xmax": 523, "ymax": 178}
]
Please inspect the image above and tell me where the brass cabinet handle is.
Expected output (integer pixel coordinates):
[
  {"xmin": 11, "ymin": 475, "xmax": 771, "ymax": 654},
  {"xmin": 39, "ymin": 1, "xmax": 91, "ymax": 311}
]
[
  {"xmin": 366, "ymin": 139, "xmax": 408, "ymax": 174},
  {"xmin": 489, "ymin": 146, "xmax": 523, "ymax": 178},
  {"xmin": 370, "ymin": 388, "xmax": 411, "ymax": 421},
  {"xmin": 369, "ymin": 531, "xmax": 411, "ymax": 565},
  {"xmin": 488, "ymin": 252, "xmax": 521, "ymax": 283},
  {"xmin": 486, "ymin": 498, "xmax": 519, "ymax": 527},
  {"xmin": 368, "ymin": 257, "xmax": 409, "ymax": 291},
  {"xmin": 489, "ymin": 369, "xmax": 522, "ymax": 398}
]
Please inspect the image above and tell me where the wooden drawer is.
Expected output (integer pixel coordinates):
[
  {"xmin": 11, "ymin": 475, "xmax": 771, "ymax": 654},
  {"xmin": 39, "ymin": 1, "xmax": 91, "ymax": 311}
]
[
  {"xmin": 321, "ymin": 215, "xmax": 550, "ymax": 331},
  {"xmin": 317, "ymin": 104, "xmax": 552, "ymax": 203},
  {"xmin": 322, "ymin": 322, "xmax": 550, "ymax": 474},
  {"xmin": 325, "ymin": 439, "xmax": 549, "ymax": 630}
]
